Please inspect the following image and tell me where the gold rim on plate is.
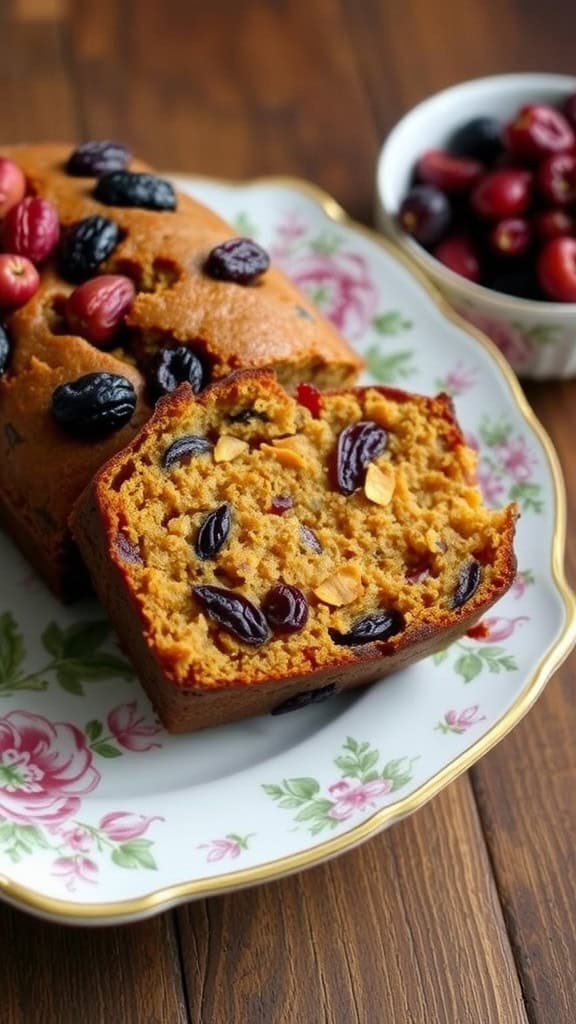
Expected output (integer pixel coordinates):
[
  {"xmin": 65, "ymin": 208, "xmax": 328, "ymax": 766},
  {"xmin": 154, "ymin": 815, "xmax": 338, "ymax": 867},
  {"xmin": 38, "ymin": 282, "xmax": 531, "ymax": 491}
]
[{"xmin": 2, "ymin": 176, "xmax": 575, "ymax": 924}]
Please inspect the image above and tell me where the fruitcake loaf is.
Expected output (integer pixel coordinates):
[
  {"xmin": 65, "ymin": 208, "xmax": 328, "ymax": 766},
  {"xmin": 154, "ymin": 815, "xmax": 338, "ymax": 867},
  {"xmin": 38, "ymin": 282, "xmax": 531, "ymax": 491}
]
[
  {"xmin": 0, "ymin": 142, "xmax": 361, "ymax": 598},
  {"xmin": 71, "ymin": 369, "xmax": 517, "ymax": 733}
]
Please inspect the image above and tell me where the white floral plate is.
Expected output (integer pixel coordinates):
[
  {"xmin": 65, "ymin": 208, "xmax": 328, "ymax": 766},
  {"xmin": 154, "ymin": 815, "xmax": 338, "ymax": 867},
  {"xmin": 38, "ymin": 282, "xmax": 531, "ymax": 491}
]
[{"xmin": 0, "ymin": 176, "xmax": 574, "ymax": 926}]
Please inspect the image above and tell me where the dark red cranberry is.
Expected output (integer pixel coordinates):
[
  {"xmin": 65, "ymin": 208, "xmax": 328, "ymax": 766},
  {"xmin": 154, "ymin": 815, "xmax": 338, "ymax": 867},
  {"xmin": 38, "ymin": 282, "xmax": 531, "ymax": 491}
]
[
  {"xmin": 204, "ymin": 238, "xmax": 270, "ymax": 285},
  {"xmin": 505, "ymin": 104, "xmax": 575, "ymax": 161},
  {"xmin": 489, "ymin": 218, "xmax": 531, "ymax": 259},
  {"xmin": 416, "ymin": 149, "xmax": 483, "ymax": 194},
  {"xmin": 471, "ymin": 169, "xmax": 532, "ymax": 221},
  {"xmin": 262, "ymin": 583, "xmax": 309, "ymax": 633},
  {"xmin": 433, "ymin": 235, "xmax": 481, "ymax": 281},
  {"xmin": 195, "ymin": 504, "xmax": 231, "ymax": 560},
  {"xmin": 563, "ymin": 92, "xmax": 576, "ymax": 130},
  {"xmin": 192, "ymin": 585, "xmax": 270, "ymax": 645},
  {"xmin": 269, "ymin": 494, "xmax": 294, "ymax": 515},
  {"xmin": 334, "ymin": 421, "xmax": 388, "ymax": 495},
  {"xmin": 538, "ymin": 238, "xmax": 576, "ymax": 301},
  {"xmin": 537, "ymin": 152, "xmax": 576, "ymax": 206},
  {"xmin": 398, "ymin": 185, "xmax": 451, "ymax": 247},
  {"xmin": 449, "ymin": 116, "xmax": 504, "ymax": 163},
  {"xmin": 534, "ymin": 208, "xmax": 574, "ymax": 242},
  {"xmin": 296, "ymin": 382, "xmax": 322, "ymax": 418}
]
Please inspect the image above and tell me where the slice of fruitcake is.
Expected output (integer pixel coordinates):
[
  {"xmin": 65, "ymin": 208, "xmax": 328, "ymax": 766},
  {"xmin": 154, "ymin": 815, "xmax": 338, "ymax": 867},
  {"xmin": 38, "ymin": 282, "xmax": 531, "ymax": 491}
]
[{"xmin": 71, "ymin": 369, "xmax": 517, "ymax": 732}]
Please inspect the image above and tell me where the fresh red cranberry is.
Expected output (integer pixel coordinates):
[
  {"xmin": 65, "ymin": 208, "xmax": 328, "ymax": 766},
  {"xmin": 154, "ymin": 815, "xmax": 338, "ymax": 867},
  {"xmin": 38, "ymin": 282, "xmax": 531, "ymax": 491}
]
[
  {"xmin": 0, "ymin": 254, "xmax": 40, "ymax": 308},
  {"xmin": 65, "ymin": 275, "xmax": 136, "ymax": 346},
  {"xmin": 398, "ymin": 185, "xmax": 451, "ymax": 246},
  {"xmin": 0, "ymin": 158, "xmax": 26, "ymax": 217},
  {"xmin": 505, "ymin": 103, "xmax": 575, "ymax": 161},
  {"xmin": 538, "ymin": 237, "xmax": 576, "ymax": 301},
  {"xmin": 296, "ymin": 382, "xmax": 322, "ymax": 418},
  {"xmin": 433, "ymin": 235, "xmax": 481, "ymax": 282},
  {"xmin": 416, "ymin": 149, "xmax": 483, "ymax": 194},
  {"xmin": 564, "ymin": 92, "xmax": 576, "ymax": 130},
  {"xmin": 537, "ymin": 152, "xmax": 576, "ymax": 206},
  {"xmin": 471, "ymin": 169, "xmax": 532, "ymax": 220},
  {"xmin": 489, "ymin": 218, "xmax": 531, "ymax": 258},
  {"xmin": 3, "ymin": 197, "xmax": 60, "ymax": 264},
  {"xmin": 534, "ymin": 208, "xmax": 574, "ymax": 242}
]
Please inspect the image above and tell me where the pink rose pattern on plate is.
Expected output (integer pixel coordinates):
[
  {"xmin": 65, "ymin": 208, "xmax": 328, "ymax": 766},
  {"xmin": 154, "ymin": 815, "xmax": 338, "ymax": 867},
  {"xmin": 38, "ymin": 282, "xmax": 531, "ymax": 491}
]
[
  {"xmin": 263, "ymin": 737, "xmax": 418, "ymax": 836},
  {"xmin": 197, "ymin": 834, "xmax": 254, "ymax": 863},
  {"xmin": 435, "ymin": 706, "xmax": 487, "ymax": 735}
]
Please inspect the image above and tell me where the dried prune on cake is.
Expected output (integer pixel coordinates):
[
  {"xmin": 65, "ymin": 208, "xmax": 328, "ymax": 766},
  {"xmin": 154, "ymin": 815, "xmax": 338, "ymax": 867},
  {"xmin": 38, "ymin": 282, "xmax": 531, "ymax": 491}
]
[
  {"xmin": 66, "ymin": 141, "xmax": 131, "ymax": 177},
  {"xmin": 51, "ymin": 372, "xmax": 136, "ymax": 439},
  {"xmin": 94, "ymin": 171, "xmax": 176, "ymax": 211},
  {"xmin": 60, "ymin": 215, "xmax": 121, "ymax": 283}
]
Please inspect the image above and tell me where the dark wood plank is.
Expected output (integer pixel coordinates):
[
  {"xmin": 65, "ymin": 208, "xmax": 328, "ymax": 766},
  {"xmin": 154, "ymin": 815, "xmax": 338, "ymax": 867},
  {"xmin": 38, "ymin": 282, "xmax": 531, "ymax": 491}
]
[
  {"xmin": 470, "ymin": 381, "xmax": 576, "ymax": 1024},
  {"xmin": 0, "ymin": 902, "xmax": 189, "ymax": 1024},
  {"xmin": 178, "ymin": 778, "xmax": 527, "ymax": 1024}
]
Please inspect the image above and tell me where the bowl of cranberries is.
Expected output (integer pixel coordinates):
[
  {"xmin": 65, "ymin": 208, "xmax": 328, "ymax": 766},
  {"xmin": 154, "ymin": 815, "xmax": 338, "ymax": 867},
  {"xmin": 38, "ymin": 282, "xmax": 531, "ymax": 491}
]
[{"xmin": 376, "ymin": 73, "xmax": 576, "ymax": 378}]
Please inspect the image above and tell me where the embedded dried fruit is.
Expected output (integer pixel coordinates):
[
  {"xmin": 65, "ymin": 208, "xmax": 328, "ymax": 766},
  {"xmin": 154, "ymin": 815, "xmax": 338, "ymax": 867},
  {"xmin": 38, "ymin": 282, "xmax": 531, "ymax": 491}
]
[
  {"xmin": 452, "ymin": 560, "xmax": 482, "ymax": 608},
  {"xmin": 192, "ymin": 585, "xmax": 270, "ymax": 645},
  {"xmin": 115, "ymin": 532, "xmax": 142, "ymax": 564},
  {"xmin": 330, "ymin": 610, "xmax": 404, "ymax": 646},
  {"xmin": 60, "ymin": 215, "xmax": 121, "ymax": 283},
  {"xmin": 300, "ymin": 524, "xmax": 322, "ymax": 553},
  {"xmin": 296, "ymin": 382, "xmax": 322, "ymax": 418},
  {"xmin": 162, "ymin": 434, "xmax": 213, "ymax": 470},
  {"xmin": 262, "ymin": 436, "xmax": 310, "ymax": 470},
  {"xmin": 271, "ymin": 683, "xmax": 336, "ymax": 715},
  {"xmin": 262, "ymin": 583, "xmax": 309, "ymax": 633},
  {"xmin": 364, "ymin": 462, "xmax": 395, "ymax": 506},
  {"xmin": 335, "ymin": 420, "xmax": 388, "ymax": 494},
  {"xmin": 269, "ymin": 494, "xmax": 294, "ymax": 515},
  {"xmin": 314, "ymin": 565, "xmax": 362, "ymax": 606},
  {"xmin": 0, "ymin": 255, "xmax": 39, "ymax": 308},
  {"xmin": 204, "ymin": 237, "xmax": 270, "ymax": 284},
  {"xmin": 66, "ymin": 140, "xmax": 131, "ymax": 176},
  {"xmin": 94, "ymin": 171, "xmax": 176, "ymax": 211},
  {"xmin": 51, "ymin": 372, "xmax": 136, "ymax": 439},
  {"xmin": 3, "ymin": 197, "xmax": 60, "ymax": 264},
  {"xmin": 147, "ymin": 345, "xmax": 208, "ymax": 400},
  {"xmin": 213, "ymin": 435, "xmax": 249, "ymax": 463},
  {"xmin": 65, "ymin": 274, "xmax": 136, "ymax": 346},
  {"xmin": 195, "ymin": 504, "xmax": 231, "ymax": 560},
  {"xmin": 0, "ymin": 323, "xmax": 11, "ymax": 375},
  {"xmin": 227, "ymin": 407, "xmax": 269, "ymax": 424}
]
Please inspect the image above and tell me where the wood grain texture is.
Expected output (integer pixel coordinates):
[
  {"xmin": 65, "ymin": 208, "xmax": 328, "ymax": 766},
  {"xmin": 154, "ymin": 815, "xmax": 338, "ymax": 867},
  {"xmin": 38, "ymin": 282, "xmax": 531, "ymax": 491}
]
[
  {"xmin": 178, "ymin": 779, "xmax": 527, "ymax": 1024},
  {"xmin": 1, "ymin": 1, "xmax": 576, "ymax": 1022}
]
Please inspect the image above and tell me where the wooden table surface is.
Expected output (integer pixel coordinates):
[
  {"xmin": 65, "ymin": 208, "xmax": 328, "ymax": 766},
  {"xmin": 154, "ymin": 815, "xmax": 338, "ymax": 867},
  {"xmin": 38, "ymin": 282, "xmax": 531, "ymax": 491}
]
[{"xmin": 2, "ymin": 1, "xmax": 576, "ymax": 1021}]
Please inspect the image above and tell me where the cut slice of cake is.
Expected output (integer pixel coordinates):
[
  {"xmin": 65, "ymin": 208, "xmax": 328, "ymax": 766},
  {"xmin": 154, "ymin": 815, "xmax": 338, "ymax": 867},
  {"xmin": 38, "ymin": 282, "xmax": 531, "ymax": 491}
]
[{"xmin": 70, "ymin": 370, "xmax": 517, "ymax": 732}]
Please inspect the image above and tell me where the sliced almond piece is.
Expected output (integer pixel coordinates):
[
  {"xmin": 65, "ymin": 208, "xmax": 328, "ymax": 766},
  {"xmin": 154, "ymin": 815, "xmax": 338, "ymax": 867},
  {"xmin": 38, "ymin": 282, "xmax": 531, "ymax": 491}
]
[
  {"xmin": 364, "ymin": 462, "xmax": 395, "ymax": 506},
  {"xmin": 261, "ymin": 442, "xmax": 309, "ymax": 470},
  {"xmin": 314, "ymin": 565, "xmax": 363, "ymax": 607},
  {"xmin": 213, "ymin": 436, "xmax": 249, "ymax": 463}
]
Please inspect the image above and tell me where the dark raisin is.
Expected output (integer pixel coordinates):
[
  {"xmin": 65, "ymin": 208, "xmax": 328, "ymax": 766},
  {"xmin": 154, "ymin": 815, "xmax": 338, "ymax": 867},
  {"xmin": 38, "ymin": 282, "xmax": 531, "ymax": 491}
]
[
  {"xmin": 262, "ymin": 583, "xmax": 309, "ymax": 633},
  {"xmin": 296, "ymin": 382, "xmax": 322, "ymax": 418},
  {"xmin": 271, "ymin": 683, "xmax": 337, "ymax": 715},
  {"xmin": 228, "ymin": 407, "xmax": 269, "ymax": 424},
  {"xmin": 147, "ymin": 345, "xmax": 208, "ymax": 401},
  {"xmin": 51, "ymin": 372, "xmax": 136, "ymax": 439},
  {"xmin": 0, "ymin": 323, "xmax": 11, "ymax": 376},
  {"xmin": 204, "ymin": 237, "xmax": 270, "ymax": 285},
  {"xmin": 300, "ymin": 524, "xmax": 322, "ymax": 553},
  {"xmin": 269, "ymin": 494, "xmax": 294, "ymax": 515},
  {"xmin": 94, "ymin": 171, "xmax": 176, "ymax": 211},
  {"xmin": 452, "ymin": 560, "xmax": 482, "ymax": 608},
  {"xmin": 162, "ymin": 434, "xmax": 213, "ymax": 470},
  {"xmin": 192, "ymin": 585, "xmax": 270, "ymax": 645},
  {"xmin": 330, "ymin": 610, "xmax": 404, "ymax": 647},
  {"xmin": 66, "ymin": 141, "xmax": 131, "ymax": 177},
  {"xmin": 60, "ymin": 215, "xmax": 121, "ymax": 283},
  {"xmin": 334, "ymin": 421, "xmax": 388, "ymax": 495},
  {"xmin": 195, "ymin": 504, "xmax": 231, "ymax": 560},
  {"xmin": 115, "ymin": 532, "xmax": 142, "ymax": 564}
]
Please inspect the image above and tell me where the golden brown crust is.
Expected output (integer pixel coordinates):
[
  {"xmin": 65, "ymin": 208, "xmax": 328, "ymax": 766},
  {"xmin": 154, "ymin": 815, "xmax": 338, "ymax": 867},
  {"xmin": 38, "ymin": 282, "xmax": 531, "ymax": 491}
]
[
  {"xmin": 71, "ymin": 370, "xmax": 517, "ymax": 733},
  {"xmin": 0, "ymin": 144, "xmax": 361, "ymax": 597}
]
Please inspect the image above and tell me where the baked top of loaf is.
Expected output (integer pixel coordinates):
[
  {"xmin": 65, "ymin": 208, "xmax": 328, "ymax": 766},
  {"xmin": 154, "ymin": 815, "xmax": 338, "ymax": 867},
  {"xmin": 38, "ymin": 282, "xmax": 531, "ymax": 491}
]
[
  {"xmin": 0, "ymin": 143, "xmax": 361, "ymax": 596},
  {"xmin": 71, "ymin": 369, "xmax": 517, "ymax": 694}
]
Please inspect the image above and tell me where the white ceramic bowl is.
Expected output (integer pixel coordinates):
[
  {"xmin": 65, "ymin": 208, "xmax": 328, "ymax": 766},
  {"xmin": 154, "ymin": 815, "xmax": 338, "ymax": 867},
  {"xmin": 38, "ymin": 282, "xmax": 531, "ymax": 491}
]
[{"xmin": 376, "ymin": 73, "xmax": 576, "ymax": 379}]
